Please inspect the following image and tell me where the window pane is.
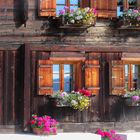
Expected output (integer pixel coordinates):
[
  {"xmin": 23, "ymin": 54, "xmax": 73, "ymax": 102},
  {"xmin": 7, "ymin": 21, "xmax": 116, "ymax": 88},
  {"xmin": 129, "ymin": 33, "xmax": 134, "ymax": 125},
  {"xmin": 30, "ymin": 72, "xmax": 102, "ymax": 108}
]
[
  {"xmin": 64, "ymin": 74, "xmax": 71, "ymax": 84},
  {"xmin": 125, "ymin": 65, "xmax": 129, "ymax": 81},
  {"xmin": 70, "ymin": 0, "xmax": 78, "ymax": 4},
  {"xmin": 56, "ymin": 0, "xmax": 65, "ymax": 4},
  {"xmin": 64, "ymin": 74, "xmax": 72, "ymax": 92},
  {"xmin": 53, "ymin": 64, "xmax": 59, "ymax": 73},
  {"xmin": 56, "ymin": 5, "xmax": 65, "ymax": 16},
  {"xmin": 64, "ymin": 64, "xmax": 71, "ymax": 73},
  {"xmin": 70, "ymin": 6, "xmax": 78, "ymax": 11},
  {"xmin": 53, "ymin": 65, "xmax": 60, "ymax": 91},
  {"xmin": 53, "ymin": 83, "xmax": 60, "ymax": 92},
  {"xmin": 132, "ymin": 64, "xmax": 139, "ymax": 90},
  {"xmin": 137, "ymin": 65, "xmax": 140, "ymax": 89},
  {"xmin": 64, "ymin": 64, "xmax": 74, "ymax": 92},
  {"xmin": 132, "ymin": 64, "xmax": 137, "ymax": 79},
  {"xmin": 117, "ymin": 0, "xmax": 123, "ymax": 16},
  {"xmin": 129, "ymin": 0, "xmax": 137, "ymax": 9},
  {"xmin": 125, "ymin": 65, "xmax": 129, "ymax": 90},
  {"xmin": 129, "ymin": 0, "xmax": 137, "ymax": 4},
  {"xmin": 53, "ymin": 74, "xmax": 60, "ymax": 82},
  {"xmin": 64, "ymin": 84, "xmax": 70, "ymax": 92}
]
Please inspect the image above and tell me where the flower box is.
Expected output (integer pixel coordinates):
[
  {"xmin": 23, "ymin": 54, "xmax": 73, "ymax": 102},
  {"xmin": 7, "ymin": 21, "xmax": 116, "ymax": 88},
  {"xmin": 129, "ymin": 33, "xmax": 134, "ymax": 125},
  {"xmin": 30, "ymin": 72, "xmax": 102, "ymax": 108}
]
[
  {"xmin": 122, "ymin": 90, "xmax": 140, "ymax": 106},
  {"xmin": 123, "ymin": 96, "xmax": 140, "ymax": 106},
  {"xmin": 49, "ymin": 97, "xmax": 70, "ymax": 107},
  {"xmin": 58, "ymin": 7, "xmax": 97, "ymax": 28},
  {"xmin": 50, "ymin": 89, "xmax": 92, "ymax": 111},
  {"xmin": 120, "ymin": 9, "xmax": 140, "ymax": 27}
]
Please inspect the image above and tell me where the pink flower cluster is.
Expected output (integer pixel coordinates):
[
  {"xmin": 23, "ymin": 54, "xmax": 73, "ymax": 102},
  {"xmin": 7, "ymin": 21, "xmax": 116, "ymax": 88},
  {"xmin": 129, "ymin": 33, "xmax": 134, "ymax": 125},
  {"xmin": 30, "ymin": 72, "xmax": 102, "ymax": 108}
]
[
  {"xmin": 131, "ymin": 95, "xmax": 140, "ymax": 102},
  {"xmin": 78, "ymin": 89, "xmax": 92, "ymax": 97},
  {"xmin": 30, "ymin": 114, "xmax": 58, "ymax": 135},
  {"xmin": 96, "ymin": 129, "xmax": 123, "ymax": 140}
]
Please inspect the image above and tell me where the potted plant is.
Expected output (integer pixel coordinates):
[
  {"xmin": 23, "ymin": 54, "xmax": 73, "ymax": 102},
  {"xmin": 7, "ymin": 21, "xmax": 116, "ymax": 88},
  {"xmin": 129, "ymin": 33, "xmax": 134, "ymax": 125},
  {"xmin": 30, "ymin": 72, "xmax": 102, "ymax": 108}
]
[
  {"xmin": 120, "ymin": 9, "xmax": 140, "ymax": 27},
  {"xmin": 50, "ymin": 89, "xmax": 92, "ymax": 111},
  {"xmin": 58, "ymin": 7, "xmax": 97, "ymax": 26},
  {"xmin": 96, "ymin": 129, "xmax": 123, "ymax": 140},
  {"xmin": 122, "ymin": 89, "xmax": 140, "ymax": 106},
  {"xmin": 30, "ymin": 114, "xmax": 58, "ymax": 135}
]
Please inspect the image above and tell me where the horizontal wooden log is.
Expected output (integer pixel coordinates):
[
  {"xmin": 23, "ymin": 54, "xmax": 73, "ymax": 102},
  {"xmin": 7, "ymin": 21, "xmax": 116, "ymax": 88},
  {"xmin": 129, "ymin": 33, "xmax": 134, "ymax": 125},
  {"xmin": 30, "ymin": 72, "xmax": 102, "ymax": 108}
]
[{"xmin": 27, "ymin": 44, "xmax": 140, "ymax": 53}]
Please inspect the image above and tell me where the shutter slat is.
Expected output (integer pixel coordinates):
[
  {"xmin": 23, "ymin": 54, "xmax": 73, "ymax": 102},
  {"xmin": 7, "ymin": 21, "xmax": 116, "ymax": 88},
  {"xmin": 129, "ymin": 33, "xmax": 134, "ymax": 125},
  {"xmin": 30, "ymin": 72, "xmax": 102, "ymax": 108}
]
[
  {"xmin": 111, "ymin": 60, "xmax": 125, "ymax": 95},
  {"xmin": 39, "ymin": 0, "xmax": 56, "ymax": 16},
  {"xmin": 38, "ymin": 60, "xmax": 53, "ymax": 95},
  {"xmin": 85, "ymin": 60, "xmax": 100, "ymax": 95},
  {"xmin": 91, "ymin": 0, "xmax": 117, "ymax": 18},
  {"xmin": 81, "ymin": 0, "xmax": 90, "ymax": 8}
]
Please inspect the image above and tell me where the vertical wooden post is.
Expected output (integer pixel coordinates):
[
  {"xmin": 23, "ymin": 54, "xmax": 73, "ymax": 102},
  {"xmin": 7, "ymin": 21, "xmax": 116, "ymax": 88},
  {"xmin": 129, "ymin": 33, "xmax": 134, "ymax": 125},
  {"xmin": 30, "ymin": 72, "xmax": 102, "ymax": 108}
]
[
  {"xmin": 123, "ymin": 0, "xmax": 129, "ymax": 10},
  {"xmin": 0, "ymin": 51, "xmax": 4, "ymax": 125},
  {"xmin": 3, "ymin": 51, "xmax": 8, "ymax": 125},
  {"xmin": 99, "ymin": 57, "xmax": 106, "ymax": 120},
  {"xmin": 137, "ymin": 0, "xmax": 140, "ymax": 9},
  {"xmin": 90, "ymin": 0, "xmax": 96, "ymax": 8},
  {"xmin": 23, "ymin": 44, "xmax": 31, "ymax": 131}
]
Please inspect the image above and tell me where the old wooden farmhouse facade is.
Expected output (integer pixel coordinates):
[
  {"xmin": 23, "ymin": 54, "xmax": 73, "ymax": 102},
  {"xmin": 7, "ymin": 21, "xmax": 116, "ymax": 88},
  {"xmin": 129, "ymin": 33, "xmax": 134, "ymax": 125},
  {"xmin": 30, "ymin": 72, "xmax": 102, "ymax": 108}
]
[{"xmin": 0, "ymin": 0, "xmax": 140, "ymax": 132}]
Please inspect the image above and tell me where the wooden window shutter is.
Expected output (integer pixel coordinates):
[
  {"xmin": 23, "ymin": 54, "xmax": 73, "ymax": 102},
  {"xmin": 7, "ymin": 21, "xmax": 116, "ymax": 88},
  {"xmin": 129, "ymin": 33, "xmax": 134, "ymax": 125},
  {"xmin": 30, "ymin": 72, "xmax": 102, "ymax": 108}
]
[
  {"xmin": 92, "ymin": 0, "xmax": 117, "ymax": 18},
  {"xmin": 80, "ymin": 0, "xmax": 90, "ymax": 8},
  {"xmin": 38, "ymin": 0, "xmax": 56, "ymax": 16},
  {"xmin": 38, "ymin": 60, "xmax": 53, "ymax": 95},
  {"xmin": 85, "ymin": 60, "xmax": 100, "ymax": 95},
  {"xmin": 75, "ymin": 62, "xmax": 82, "ymax": 90},
  {"xmin": 111, "ymin": 60, "xmax": 125, "ymax": 95}
]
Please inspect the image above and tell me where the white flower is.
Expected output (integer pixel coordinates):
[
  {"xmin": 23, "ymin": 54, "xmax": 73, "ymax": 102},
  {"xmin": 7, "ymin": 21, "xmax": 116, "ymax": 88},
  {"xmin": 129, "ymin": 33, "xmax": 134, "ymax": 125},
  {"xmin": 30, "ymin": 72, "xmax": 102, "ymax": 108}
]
[
  {"xmin": 84, "ymin": 7, "xmax": 90, "ymax": 12},
  {"xmin": 76, "ymin": 10, "xmax": 81, "ymax": 15},
  {"xmin": 71, "ymin": 100, "xmax": 78, "ymax": 105},
  {"xmin": 78, "ymin": 96, "xmax": 83, "ymax": 100},
  {"xmin": 75, "ymin": 15, "xmax": 83, "ymax": 20},
  {"xmin": 69, "ymin": 13, "xmax": 73, "ymax": 17},
  {"xmin": 70, "ymin": 19, "xmax": 75, "ymax": 24},
  {"xmin": 76, "ymin": 91, "xmax": 80, "ymax": 94},
  {"xmin": 61, "ymin": 92, "xmax": 68, "ymax": 97}
]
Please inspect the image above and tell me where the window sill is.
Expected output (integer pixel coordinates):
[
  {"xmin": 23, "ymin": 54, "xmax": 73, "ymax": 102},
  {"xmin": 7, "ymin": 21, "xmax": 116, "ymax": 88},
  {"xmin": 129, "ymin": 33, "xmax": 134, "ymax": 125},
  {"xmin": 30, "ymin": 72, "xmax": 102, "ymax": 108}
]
[
  {"xmin": 59, "ymin": 24, "xmax": 95, "ymax": 29},
  {"xmin": 118, "ymin": 25, "xmax": 140, "ymax": 30}
]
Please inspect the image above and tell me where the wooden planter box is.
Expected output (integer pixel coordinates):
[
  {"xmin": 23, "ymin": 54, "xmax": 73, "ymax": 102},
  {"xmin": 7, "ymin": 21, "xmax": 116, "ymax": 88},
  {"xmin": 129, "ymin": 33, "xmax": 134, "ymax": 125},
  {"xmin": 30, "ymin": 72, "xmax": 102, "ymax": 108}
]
[
  {"xmin": 123, "ymin": 97, "xmax": 140, "ymax": 106},
  {"xmin": 49, "ymin": 97, "xmax": 70, "ymax": 107},
  {"xmin": 51, "ymin": 17, "xmax": 96, "ymax": 29}
]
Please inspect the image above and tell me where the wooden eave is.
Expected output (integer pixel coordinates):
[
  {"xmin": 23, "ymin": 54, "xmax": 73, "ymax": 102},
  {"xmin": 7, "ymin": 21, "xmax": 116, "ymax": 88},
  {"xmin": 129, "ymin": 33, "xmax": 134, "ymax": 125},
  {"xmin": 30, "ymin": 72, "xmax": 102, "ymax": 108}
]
[{"xmin": 25, "ymin": 43, "xmax": 140, "ymax": 53}]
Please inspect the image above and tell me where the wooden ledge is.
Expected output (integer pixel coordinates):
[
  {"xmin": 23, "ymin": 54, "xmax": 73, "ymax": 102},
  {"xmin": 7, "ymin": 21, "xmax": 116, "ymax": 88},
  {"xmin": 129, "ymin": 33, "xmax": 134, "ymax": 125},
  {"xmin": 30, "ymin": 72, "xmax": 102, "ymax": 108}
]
[
  {"xmin": 118, "ymin": 26, "xmax": 140, "ymax": 30},
  {"xmin": 59, "ymin": 24, "xmax": 95, "ymax": 29}
]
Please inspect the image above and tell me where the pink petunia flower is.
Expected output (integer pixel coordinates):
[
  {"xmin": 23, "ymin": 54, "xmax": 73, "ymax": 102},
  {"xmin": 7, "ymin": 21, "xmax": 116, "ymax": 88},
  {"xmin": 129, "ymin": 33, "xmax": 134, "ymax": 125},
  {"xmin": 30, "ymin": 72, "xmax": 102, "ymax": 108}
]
[{"xmin": 30, "ymin": 120, "xmax": 36, "ymax": 125}]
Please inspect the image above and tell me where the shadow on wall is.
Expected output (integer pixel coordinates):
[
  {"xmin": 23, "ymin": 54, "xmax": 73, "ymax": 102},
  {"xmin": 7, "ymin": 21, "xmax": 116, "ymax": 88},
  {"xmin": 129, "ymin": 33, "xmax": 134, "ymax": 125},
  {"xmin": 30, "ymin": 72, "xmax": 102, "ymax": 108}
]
[{"xmin": 14, "ymin": 0, "xmax": 28, "ymax": 27}]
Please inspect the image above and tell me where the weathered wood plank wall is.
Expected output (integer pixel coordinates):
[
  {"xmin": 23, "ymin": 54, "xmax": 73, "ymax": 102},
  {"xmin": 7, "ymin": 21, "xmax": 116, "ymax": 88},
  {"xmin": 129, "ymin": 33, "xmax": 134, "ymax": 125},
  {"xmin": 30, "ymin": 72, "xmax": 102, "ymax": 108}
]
[
  {"xmin": 0, "ymin": 46, "xmax": 24, "ymax": 127},
  {"xmin": 23, "ymin": 47, "xmax": 124, "ymax": 124},
  {"xmin": 0, "ymin": 0, "xmax": 140, "ymax": 132}
]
